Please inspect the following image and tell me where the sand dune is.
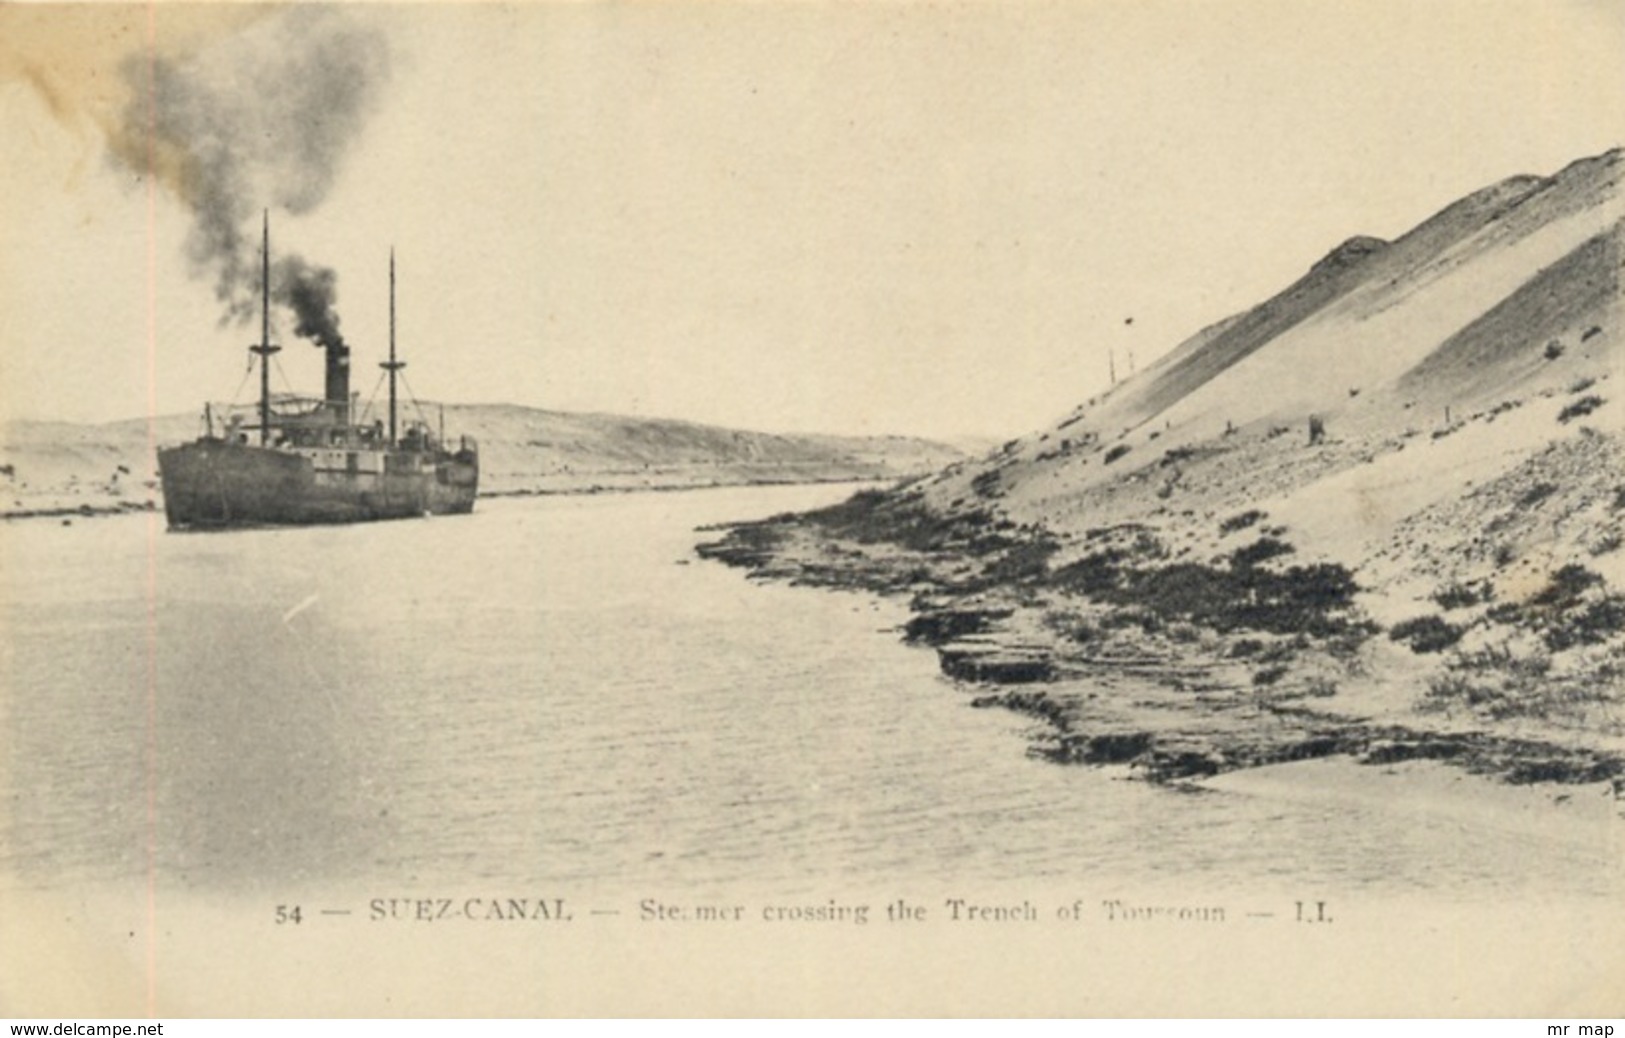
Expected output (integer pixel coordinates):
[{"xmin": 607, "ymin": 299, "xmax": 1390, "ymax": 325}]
[{"xmin": 702, "ymin": 148, "xmax": 1625, "ymax": 791}]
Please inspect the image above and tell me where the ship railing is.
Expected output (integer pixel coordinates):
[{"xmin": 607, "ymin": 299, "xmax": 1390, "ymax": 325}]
[
  {"xmin": 264, "ymin": 395, "xmax": 330, "ymax": 419},
  {"xmin": 214, "ymin": 396, "xmax": 329, "ymax": 428}
]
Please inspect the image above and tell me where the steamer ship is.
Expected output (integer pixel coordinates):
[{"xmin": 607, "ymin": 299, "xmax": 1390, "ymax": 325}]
[{"xmin": 157, "ymin": 217, "xmax": 479, "ymax": 529}]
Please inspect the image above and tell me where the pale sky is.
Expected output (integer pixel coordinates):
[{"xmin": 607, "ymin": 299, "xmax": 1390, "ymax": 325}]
[{"xmin": 2, "ymin": 1, "xmax": 1621, "ymax": 440}]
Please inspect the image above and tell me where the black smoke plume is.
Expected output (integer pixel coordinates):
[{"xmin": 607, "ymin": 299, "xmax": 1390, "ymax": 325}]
[
  {"xmin": 273, "ymin": 256, "xmax": 344, "ymax": 350},
  {"xmin": 109, "ymin": 8, "xmax": 388, "ymax": 343}
]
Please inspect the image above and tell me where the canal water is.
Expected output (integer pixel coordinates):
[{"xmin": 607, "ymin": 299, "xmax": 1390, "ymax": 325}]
[{"xmin": 3, "ymin": 484, "xmax": 1621, "ymax": 905}]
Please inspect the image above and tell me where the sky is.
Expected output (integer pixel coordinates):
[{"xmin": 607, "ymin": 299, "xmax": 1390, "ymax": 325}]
[{"xmin": 1, "ymin": 1, "xmax": 1621, "ymax": 441}]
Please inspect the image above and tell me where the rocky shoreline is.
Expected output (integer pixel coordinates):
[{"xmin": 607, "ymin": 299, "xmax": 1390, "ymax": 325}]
[{"xmin": 696, "ymin": 488, "xmax": 1625, "ymax": 800}]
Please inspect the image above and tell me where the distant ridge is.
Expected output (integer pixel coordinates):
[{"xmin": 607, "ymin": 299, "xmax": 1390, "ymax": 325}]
[{"xmin": 0, "ymin": 405, "xmax": 966, "ymax": 515}]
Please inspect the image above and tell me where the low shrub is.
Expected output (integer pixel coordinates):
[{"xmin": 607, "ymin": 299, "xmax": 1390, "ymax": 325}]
[
  {"xmin": 1422, "ymin": 672, "xmax": 1490, "ymax": 711},
  {"xmin": 1167, "ymin": 622, "xmax": 1203, "ymax": 644},
  {"xmin": 1543, "ymin": 595, "xmax": 1625, "ymax": 651},
  {"xmin": 1476, "ymin": 565, "xmax": 1624, "ymax": 652},
  {"xmin": 1557, "ymin": 395, "xmax": 1604, "ymax": 423},
  {"xmin": 1042, "ymin": 609, "xmax": 1100, "ymax": 645},
  {"xmin": 1424, "ymin": 643, "xmax": 1618, "ymax": 726},
  {"xmin": 1531, "ymin": 563, "xmax": 1603, "ymax": 609},
  {"xmin": 1099, "ymin": 607, "xmax": 1163, "ymax": 634},
  {"xmin": 1048, "ymin": 551, "xmax": 1361, "ymax": 639},
  {"xmin": 1257, "ymin": 640, "xmax": 1299, "ymax": 664},
  {"xmin": 1432, "ymin": 580, "xmax": 1493, "ymax": 610},
  {"xmin": 1253, "ymin": 664, "xmax": 1289, "ymax": 687},
  {"xmin": 1305, "ymin": 676, "xmax": 1339, "ymax": 698},
  {"xmin": 978, "ymin": 538, "xmax": 1059, "ymax": 585},
  {"xmin": 1389, "ymin": 614, "xmax": 1464, "ymax": 654},
  {"xmin": 1230, "ymin": 536, "xmax": 1296, "ymax": 569},
  {"xmin": 1516, "ymin": 482, "xmax": 1558, "ymax": 509},
  {"xmin": 1228, "ymin": 638, "xmax": 1265, "ymax": 658},
  {"xmin": 971, "ymin": 470, "xmax": 1003, "ymax": 498},
  {"xmin": 1219, "ymin": 509, "xmax": 1266, "ymax": 535}
]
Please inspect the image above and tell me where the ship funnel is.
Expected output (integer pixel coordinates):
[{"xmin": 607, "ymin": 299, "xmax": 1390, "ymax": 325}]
[{"xmin": 325, "ymin": 342, "xmax": 351, "ymax": 422}]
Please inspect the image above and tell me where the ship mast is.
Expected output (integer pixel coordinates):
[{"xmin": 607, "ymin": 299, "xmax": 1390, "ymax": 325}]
[
  {"xmin": 381, "ymin": 248, "xmax": 405, "ymax": 447},
  {"xmin": 249, "ymin": 210, "xmax": 280, "ymax": 445}
]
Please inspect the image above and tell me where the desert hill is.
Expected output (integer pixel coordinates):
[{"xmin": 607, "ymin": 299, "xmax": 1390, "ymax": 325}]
[
  {"xmin": 702, "ymin": 148, "xmax": 1625, "ymax": 790},
  {"xmin": 926, "ymin": 148, "xmax": 1619, "ymax": 519},
  {"xmin": 436, "ymin": 404, "xmax": 967, "ymax": 495}
]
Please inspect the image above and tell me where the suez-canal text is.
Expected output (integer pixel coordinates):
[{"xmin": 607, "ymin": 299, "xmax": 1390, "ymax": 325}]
[{"xmin": 274, "ymin": 897, "xmax": 1326, "ymax": 925}]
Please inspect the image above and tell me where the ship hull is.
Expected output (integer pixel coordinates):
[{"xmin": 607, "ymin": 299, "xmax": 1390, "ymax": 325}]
[{"xmin": 157, "ymin": 439, "xmax": 477, "ymax": 530}]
